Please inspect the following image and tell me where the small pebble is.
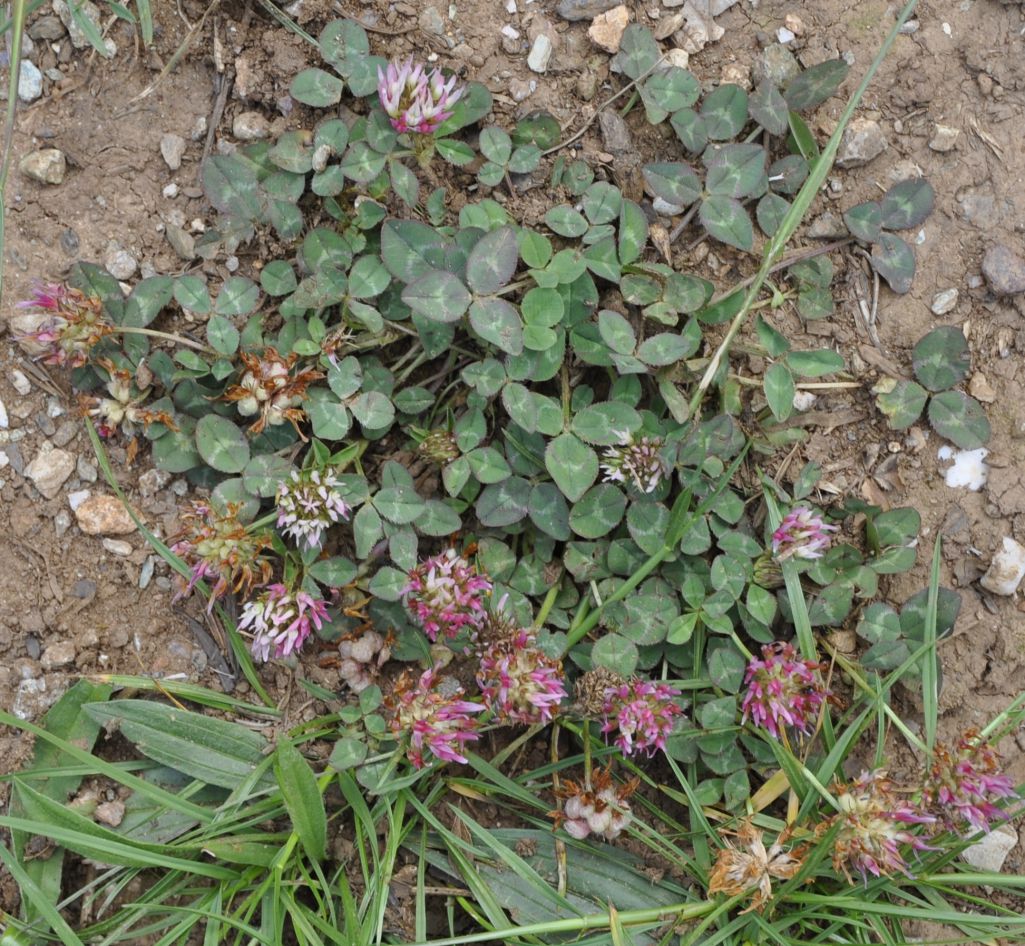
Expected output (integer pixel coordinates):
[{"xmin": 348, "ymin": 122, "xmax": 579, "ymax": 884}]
[
  {"xmin": 527, "ymin": 34, "xmax": 553, "ymax": 72},
  {"xmin": 139, "ymin": 557, "xmax": 155, "ymax": 589},
  {"xmin": 18, "ymin": 60, "xmax": 43, "ymax": 102},
  {"xmin": 160, "ymin": 133, "xmax": 187, "ymax": 170},
  {"xmin": 981, "ymin": 244, "xmax": 1025, "ymax": 296},
  {"xmin": 41, "ymin": 640, "xmax": 76, "ymax": 670},
  {"xmin": 232, "ymin": 110, "xmax": 270, "ymax": 141},
  {"xmin": 54, "ymin": 509, "xmax": 71, "ymax": 538},
  {"xmin": 980, "ymin": 538, "xmax": 1025, "ymax": 596},
  {"xmin": 0, "ymin": 398, "xmax": 7, "ymax": 430},
  {"xmin": 68, "ymin": 489, "xmax": 92, "ymax": 511},
  {"xmin": 928, "ymin": 124, "xmax": 960, "ymax": 152},
  {"xmin": 102, "ymin": 538, "xmax": 133, "ymax": 557},
  {"xmin": 930, "ymin": 288, "xmax": 958, "ymax": 315},
  {"xmin": 94, "ymin": 800, "xmax": 126, "ymax": 828},
  {"xmin": 104, "ymin": 243, "xmax": 138, "ymax": 280},
  {"xmin": 163, "ymin": 182, "xmax": 179, "ymax": 198},
  {"xmin": 19, "ymin": 148, "xmax": 66, "ymax": 185},
  {"xmin": 77, "ymin": 457, "xmax": 97, "ymax": 482}
]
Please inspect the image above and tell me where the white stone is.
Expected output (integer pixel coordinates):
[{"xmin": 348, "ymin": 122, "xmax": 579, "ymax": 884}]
[
  {"xmin": 25, "ymin": 444, "xmax": 75, "ymax": 499},
  {"xmin": 52, "ymin": 0, "xmax": 103, "ymax": 49},
  {"xmin": 163, "ymin": 182, "xmax": 179, "ymax": 198},
  {"xmin": 160, "ymin": 133, "xmax": 187, "ymax": 171},
  {"xmin": 776, "ymin": 26, "xmax": 795, "ymax": 43},
  {"xmin": 961, "ymin": 824, "xmax": 1018, "ymax": 874},
  {"xmin": 930, "ymin": 288, "xmax": 958, "ymax": 315},
  {"xmin": 232, "ymin": 110, "xmax": 270, "ymax": 141},
  {"xmin": 10, "ymin": 368, "xmax": 31, "ymax": 395},
  {"xmin": 18, "ymin": 60, "xmax": 43, "ymax": 102},
  {"xmin": 792, "ymin": 390, "xmax": 817, "ymax": 411},
  {"xmin": 652, "ymin": 196, "xmax": 686, "ymax": 216},
  {"xmin": 501, "ymin": 24, "xmax": 520, "ymax": 38},
  {"xmin": 68, "ymin": 489, "xmax": 92, "ymax": 511},
  {"xmin": 929, "ymin": 124, "xmax": 960, "ymax": 153},
  {"xmin": 41, "ymin": 641, "xmax": 76, "ymax": 670},
  {"xmin": 102, "ymin": 538, "xmax": 133, "ymax": 556},
  {"xmin": 104, "ymin": 244, "xmax": 138, "ymax": 281},
  {"xmin": 0, "ymin": 398, "xmax": 7, "ymax": 430},
  {"xmin": 937, "ymin": 446, "xmax": 988, "ymax": 491},
  {"xmin": 527, "ymin": 34, "xmax": 553, "ymax": 72},
  {"xmin": 980, "ymin": 537, "xmax": 1025, "ymax": 596},
  {"xmin": 19, "ymin": 148, "xmax": 66, "ymax": 185}
]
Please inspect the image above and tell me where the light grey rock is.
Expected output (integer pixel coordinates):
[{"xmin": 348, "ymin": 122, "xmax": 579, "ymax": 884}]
[
  {"xmin": 982, "ymin": 244, "xmax": 1025, "ymax": 295},
  {"xmin": 52, "ymin": 0, "xmax": 102, "ymax": 49},
  {"xmin": 76, "ymin": 457, "xmax": 97, "ymax": 482},
  {"xmin": 419, "ymin": 6, "xmax": 446, "ymax": 35},
  {"xmin": 25, "ymin": 444, "xmax": 75, "ymax": 498},
  {"xmin": 28, "ymin": 14, "xmax": 66, "ymax": 41},
  {"xmin": 41, "ymin": 641, "xmax": 76, "ymax": 670},
  {"xmin": 807, "ymin": 212, "xmax": 848, "ymax": 240},
  {"xmin": 599, "ymin": 110, "xmax": 633, "ymax": 154},
  {"xmin": 102, "ymin": 538, "xmax": 133, "ymax": 556},
  {"xmin": 930, "ymin": 288, "xmax": 959, "ymax": 315},
  {"xmin": 836, "ymin": 118, "xmax": 888, "ymax": 169},
  {"xmin": 160, "ymin": 133, "xmax": 186, "ymax": 170},
  {"xmin": 0, "ymin": 398, "xmax": 7, "ymax": 430},
  {"xmin": 752, "ymin": 43, "xmax": 801, "ymax": 87},
  {"xmin": 18, "ymin": 60, "xmax": 43, "ymax": 102},
  {"xmin": 961, "ymin": 824, "xmax": 1018, "ymax": 874},
  {"xmin": 929, "ymin": 124, "xmax": 960, "ymax": 152},
  {"xmin": 233, "ymin": 110, "xmax": 271, "ymax": 141},
  {"xmin": 104, "ymin": 243, "xmax": 138, "ymax": 281},
  {"xmin": 527, "ymin": 34, "xmax": 553, "ymax": 73},
  {"xmin": 19, "ymin": 148, "xmax": 66, "ymax": 185}
]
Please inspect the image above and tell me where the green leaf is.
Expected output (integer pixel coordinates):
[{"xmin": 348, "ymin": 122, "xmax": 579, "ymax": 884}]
[
  {"xmin": 618, "ymin": 200, "xmax": 649, "ymax": 265},
  {"xmin": 783, "ymin": 59, "xmax": 849, "ymax": 110},
  {"xmin": 545, "ymin": 433, "xmax": 598, "ymax": 503},
  {"xmin": 174, "ymin": 275, "xmax": 212, "ymax": 314},
  {"xmin": 214, "ymin": 276, "xmax": 260, "ymax": 316},
  {"xmin": 320, "ymin": 18, "xmax": 369, "ymax": 67},
  {"xmin": 748, "ymin": 81, "xmax": 789, "ymax": 135},
  {"xmin": 401, "ymin": 269, "xmax": 471, "ymax": 323},
  {"xmin": 669, "ymin": 108, "xmax": 708, "ymax": 153},
  {"xmin": 290, "ymin": 67, "xmax": 344, "ymax": 106},
  {"xmin": 871, "ymin": 233, "xmax": 915, "ymax": 294},
  {"xmin": 843, "ymin": 200, "xmax": 883, "ymax": 243},
  {"xmin": 502, "ymin": 382, "xmax": 538, "ymax": 432},
  {"xmin": 203, "ymin": 154, "xmax": 262, "ymax": 225},
  {"xmin": 705, "ymin": 144, "xmax": 766, "ymax": 199},
  {"xmin": 470, "ymin": 298, "xmax": 523, "ymax": 355},
  {"xmin": 195, "ymin": 415, "xmax": 249, "ymax": 474},
  {"xmin": 467, "ymin": 447, "xmax": 512, "ymax": 484},
  {"xmin": 152, "ymin": 422, "xmax": 200, "ymax": 473},
  {"xmin": 466, "ymin": 225, "xmax": 519, "ymax": 293},
  {"xmin": 306, "ymin": 390, "xmax": 351, "ymax": 440},
  {"xmin": 706, "ymin": 642, "xmax": 746, "ymax": 692},
  {"xmin": 642, "ymin": 162, "xmax": 702, "ymax": 208},
  {"xmin": 545, "ymin": 205, "xmax": 588, "ymax": 238},
  {"xmin": 571, "ymin": 402, "xmax": 641, "ymax": 445},
  {"xmin": 637, "ymin": 332, "xmax": 693, "ymax": 367},
  {"xmin": 521, "ymin": 286, "xmax": 565, "ymax": 328},
  {"xmin": 786, "ymin": 349, "xmax": 844, "ymax": 377},
  {"xmin": 480, "ymin": 126, "xmax": 513, "ymax": 165},
  {"xmin": 582, "ymin": 182, "xmax": 622, "ymax": 225},
  {"xmin": 436, "ymin": 138, "xmax": 476, "ymax": 166},
  {"xmin": 699, "ymin": 196, "xmax": 754, "ymax": 251},
  {"xmin": 614, "ymin": 24, "xmax": 659, "ymax": 79},
  {"xmin": 269, "ymin": 130, "xmax": 314, "ymax": 173},
  {"xmin": 390, "ymin": 159, "xmax": 420, "ymax": 207},
  {"xmin": 348, "ymin": 255, "xmax": 391, "ymax": 299},
  {"xmin": 206, "ymin": 315, "xmax": 239, "ymax": 355},
  {"xmin": 435, "ymin": 81, "xmax": 493, "ymax": 135},
  {"xmin": 260, "ymin": 261, "xmax": 298, "ymax": 296},
  {"xmin": 700, "ymin": 84, "xmax": 748, "ymax": 139},
  {"xmin": 339, "ymin": 142, "xmax": 387, "ymax": 182},
  {"xmin": 274, "ymin": 741, "xmax": 326, "ymax": 862},
  {"xmin": 880, "ymin": 179, "xmax": 935, "ymax": 230},
  {"xmin": 528, "ymin": 484, "xmax": 571, "ymax": 541},
  {"xmin": 328, "ymin": 737, "xmax": 368, "ymax": 771},
  {"xmin": 856, "ymin": 602, "xmax": 901, "ymax": 643},
  {"xmin": 476, "ymin": 477, "xmax": 532, "ymax": 528},
  {"xmin": 509, "ymin": 144, "xmax": 541, "ymax": 174},
  {"xmin": 764, "ymin": 362, "xmax": 795, "ymax": 421},
  {"xmin": 417, "ymin": 499, "xmax": 462, "ymax": 537},
  {"xmin": 901, "ymin": 587, "xmax": 961, "ymax": 642},
  {"xmin": 928, "ymin": 391, "xmax": 991, "ymax": 449},
  {"xmin": 592, "ymin": 634, "xmax": 638, "ymax": 675},
  {"xmin": 569, "ymin": 484, "xmax": 626, "ymax": 538},
  {"xmin": 519, "ymin": 230, "xmax": 553, "ymax": 269},
  {"xmin": 642, "ymin": 66, "xmax": 700, "ymax": 118},
  {"xmin": 374, "ymin": 486, "xmax": 426, "ymax": 524},
  {"xmin": 350, "ymin": 391, "xmax": 394, "ymax": 430},
  {"xmin": 756, "ymin": 192, "xmax": 790, "ymax": 237},
  {"xmin": 871, "ymin": 508, "xmax": 921, "ymax": 548},
  {"xmin": 768, "ymin": 154, "xmax": 809, "ymax": 195},
  {"xmin": 912, "ymin": 326, "xmax": 970, "ymax": 392},
  {"xmin": 84, "ymin": 700, "xmax": 270, "ymax": 789},
  {"xmin": 597, "ymin": 309, "xmax": 636, "ymax": 355}
]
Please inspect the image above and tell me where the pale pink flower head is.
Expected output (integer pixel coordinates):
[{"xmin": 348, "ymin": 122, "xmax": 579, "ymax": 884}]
[
  {"xmin": 477, "ymin": 629, "xmax": 567, "ymax": 725},
  {"xmin": 388, "ymin": 669, "xmax": 484, "ymax": 769},
  {"xmin": 15, "ymin": 281, "xmax": 113, "ymax": 367},
  {"xmin": 771, "ymin": 506, "xmax": 838, "ymax": 561},
  {"xmin": 601, "ymin": 679, "xmax": 682, "ymax": 757},
  {"xmin": 556, "ymin": 768, "xmax": 636, "ymax": 841},
  {"xmin": 923, "ymin": 729, "xmax": 1018, "ymax": 835},
  {"xmin": 831, "ymin": 770, "xmax": 935, "ymax": 883},
  {"xmin": 377, "ymin": 56, "xmax": 463, "ymax": 135},
  {"xmin": 239, "ymin": 583, "xmax": 329, "ymax": 662},
  {"xmin": 276, "ymin": 468, "xmax": 350, "ymax": 551},
  {"xmin": 601, "ymin": 434, "xmax": 668, "ymax": 494},
  {"xmin": 170, "ymin": 501, "xmax": 273, "ymax": 613},
  {"xmin": 403, "ymin": 548, "xmax": 492, "ymax": 642},
  {"xmin": 741, "ymin": 641, "xmax": 829, "ymax": 740}
]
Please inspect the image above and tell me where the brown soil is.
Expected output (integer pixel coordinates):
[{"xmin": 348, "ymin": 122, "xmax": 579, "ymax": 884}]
[{"xmin": 1, "ymin": 0, "xmax": 1024, "ymax": 899}]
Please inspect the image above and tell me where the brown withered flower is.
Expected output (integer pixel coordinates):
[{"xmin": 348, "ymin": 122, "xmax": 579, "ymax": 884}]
[
  {"xmin": 223, "ymin": 347, "xmax": 323, "ymax": 437},
  {"xmin": 80, "ymin": 359, "xmax": 177, "ymax": 439},
  {"xmin": 708, "ymin": 820, "xmax": 806, "ymax": 913}
]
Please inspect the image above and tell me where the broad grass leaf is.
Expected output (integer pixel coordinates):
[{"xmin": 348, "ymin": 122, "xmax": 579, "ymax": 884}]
[{"xmin": 274, "ymin": 741, "xmax": 327, "ymax": 862}]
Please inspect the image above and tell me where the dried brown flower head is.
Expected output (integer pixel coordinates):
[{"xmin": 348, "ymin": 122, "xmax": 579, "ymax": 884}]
[{"xmin": 708, "ymin": 820, "xmax": 806, "ymax": 913}]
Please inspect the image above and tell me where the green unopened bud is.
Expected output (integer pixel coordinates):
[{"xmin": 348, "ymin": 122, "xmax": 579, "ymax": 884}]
[
  {"xmin": 419, "ymin": 430, "xmax": 460, "ymax": 466},
  {"xmin": 752, "ymin": 550, "xmax": 784, "ymax": 589}
]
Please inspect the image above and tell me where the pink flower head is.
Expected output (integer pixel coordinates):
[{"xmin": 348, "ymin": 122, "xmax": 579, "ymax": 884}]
[
  {"xmin": 403, "ymin": 548, "xmax": 492, "ymax": 642},
  {"xmin": 477, "ymin": 629, "xmax": 567, "ymax": 724},
  {"xmin": 601, "ymin": 434, "xmax": 668, "ymax": 494},
  {"xmin": 741, "ymin": 641, "xmax": 829, "ymax": 740},
  {"xmin": 239, "ymin": 583, "xmax": 329, "ymax": 662},
  {"xmin": 771, "ymin": 507, "xmax": 838, "ymax": 561},
  {"xmin": 389, "ymin": 669, "xmax": 484, "ymax": 769},
  {"xmin": 277, "ymin": 468, "xmax": 350, "ymax": 551},
  {"xmin": 923, "ymin": 730, "xmax": 1018, "ymax": 835},
  {"xmin": 831, "ymin": 770, "xmax": 935, "ymax": 883},
  {"xmin": 15, "ymin": 281, "xmax": 113, "ymax": 367},
  {"xmin": 601, "ymin": 679, "xmax": 682, "ymax": 756},
  {"xmin": 377, "ymin": 56, "xmax": 463, "ymax": 135},
  {"xmin": 170, "ymin": 501, "xmax": 273, "ymax": 613}
]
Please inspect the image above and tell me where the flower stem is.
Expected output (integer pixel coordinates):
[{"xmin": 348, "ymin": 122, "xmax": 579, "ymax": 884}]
[{"xmin": 113, "ymin": 325, "xmax": 217, "ymax": 355}]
